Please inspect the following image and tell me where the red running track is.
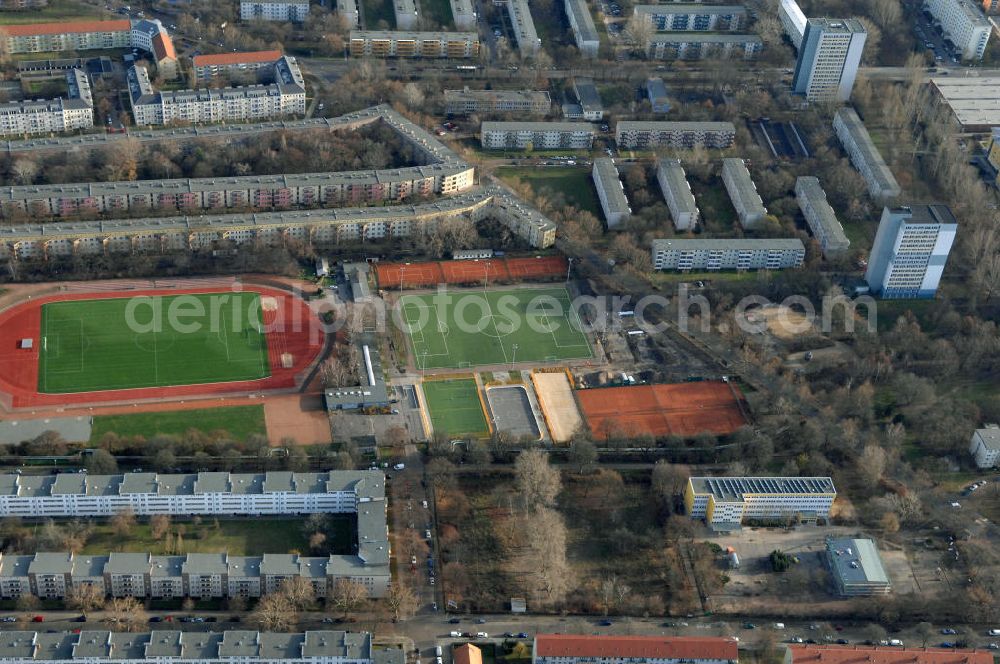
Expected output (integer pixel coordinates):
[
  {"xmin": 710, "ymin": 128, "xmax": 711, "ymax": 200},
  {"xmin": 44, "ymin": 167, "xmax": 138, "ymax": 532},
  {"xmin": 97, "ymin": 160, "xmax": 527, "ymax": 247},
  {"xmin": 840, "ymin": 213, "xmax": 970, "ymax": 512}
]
[{"xmin": 0, "ymin": 285, "xmax": 325, "ymax": 409}]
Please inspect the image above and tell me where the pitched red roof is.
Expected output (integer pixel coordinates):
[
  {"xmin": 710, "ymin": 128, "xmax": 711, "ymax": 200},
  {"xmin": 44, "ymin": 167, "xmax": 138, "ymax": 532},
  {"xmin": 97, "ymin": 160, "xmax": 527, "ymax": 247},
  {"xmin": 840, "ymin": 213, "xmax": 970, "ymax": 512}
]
[
  {"xmin": 453, "ymin": 644, "xmax": 482, "ymax": 664},
  {"xmin": 192, "ymin": 50, "xmax": 282, "ymax": 67},
  {"xmin": 786, "ymin": 645, "xmax": 994, "ymax": 664},
  {"xmin": 535, "ymin": 636, "xmax": 739, "ymax": 661},
  {"xmin": 2, "ymin": 20, "xmax": 131, "ymax": 36},
  {"xmin": 151, "ymin": 32, "xmax": 176, "ymax": 61}
]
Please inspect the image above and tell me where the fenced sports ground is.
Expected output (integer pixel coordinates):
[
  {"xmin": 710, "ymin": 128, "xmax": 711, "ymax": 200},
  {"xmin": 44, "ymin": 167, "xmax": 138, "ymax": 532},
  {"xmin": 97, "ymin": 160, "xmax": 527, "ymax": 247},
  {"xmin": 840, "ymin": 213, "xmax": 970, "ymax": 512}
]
[
  {"xmin": 399, "ymin": 286, "xmax": 591, "ymax": 369},
  {"xmin": 375, "ymin": 256, "xmax": 568, "ymax": 289},
  {"xmin": 421, "ymin": 378, "xmax": 490, "ymax": 437}
]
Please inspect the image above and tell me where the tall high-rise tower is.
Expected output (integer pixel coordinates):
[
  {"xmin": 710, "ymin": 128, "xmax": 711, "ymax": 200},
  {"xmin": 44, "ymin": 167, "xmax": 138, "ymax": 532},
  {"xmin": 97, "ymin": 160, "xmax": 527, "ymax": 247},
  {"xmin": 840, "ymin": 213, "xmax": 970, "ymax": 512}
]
[{"xmin": 792, "ymin": 18, "xmax": 866, "ymax": 102}]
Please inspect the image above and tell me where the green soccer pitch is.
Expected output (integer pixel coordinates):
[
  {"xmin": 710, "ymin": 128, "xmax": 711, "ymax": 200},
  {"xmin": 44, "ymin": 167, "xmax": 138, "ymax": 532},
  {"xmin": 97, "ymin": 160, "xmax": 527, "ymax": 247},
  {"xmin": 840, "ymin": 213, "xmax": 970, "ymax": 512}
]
[
  {"xmin": 399, "ymin": 286, "xmax": 592, "ymax": 369},
  {"xmin": 422, "ymin": 378, "xmax": 490, "ymax": 437},
  {"xmin": 38, "ymin": 293, "xmax": 271, "ymax": 394}
]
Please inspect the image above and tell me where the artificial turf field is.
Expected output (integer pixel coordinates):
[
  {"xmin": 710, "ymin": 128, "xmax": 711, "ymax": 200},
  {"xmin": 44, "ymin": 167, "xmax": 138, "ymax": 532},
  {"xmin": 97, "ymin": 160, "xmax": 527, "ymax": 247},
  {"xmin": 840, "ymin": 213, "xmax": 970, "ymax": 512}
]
[
  {"xmin": 422, "ymin": 378, "xmax": 490, "ymax": 437},
  {"xmin": 399, "ymin": 286, "xmax": 592, "ymax": 369},
  {"xmin": 38, "ymin": 293, "xmax": 271, "ymax": 393}
]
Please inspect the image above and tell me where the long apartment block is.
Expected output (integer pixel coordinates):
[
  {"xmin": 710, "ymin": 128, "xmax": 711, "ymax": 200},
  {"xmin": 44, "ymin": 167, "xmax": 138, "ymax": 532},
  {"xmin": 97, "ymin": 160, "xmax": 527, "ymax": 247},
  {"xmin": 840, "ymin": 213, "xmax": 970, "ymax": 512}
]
[
  {"xmin": 633, "ymin": 4, "xmax": 746, "ymax": 31},
  {"xmin": 0, "ymin": 549, "xmax": 390, "ymax": 599},
  {"xmin": 0, "ymin": 187, "xmax": 556, "ymax": 260},
  {"xmin": 481, "ymin": 121, "xmax": 595, "ymax": 149},
  {"xmin": 795, "ymin": 176, "xmax": 849, "ymax": 257},
  {"xmin": 833, "ymin": 107, "xmax": 901, "ymax": 201},
  {"xmin": 192, "ymin": 50, "xmax": 285, "ymax": 79},
  {"xmin": 616, "ymin": 121, "xmax": 735, "ymax": 148},
  {"xmin": 506, "ymin": 0, "xmax": 541, "ymax": 56},
  {"xmin": 450, "ymin": 0, "xmax": 477, "ymax": 29},
  {"xmin": 592, "ymin": 158, "xmax": 631, "ymax": 228},
  {"xmin": 565, "ymin": 0, "xmax": 600, "ymax": 58},
  {"xmin": 651, "ymin": 238, "xmax": 805, "ymax": 271},
  {"xmin": 240, "ymin": 0, "xmax": 310, "ymax": 22},
  {"xmin": 533, "ymin": 635, "xmax": 740, "ymax": 664},
  {"xmin": 656, "ymin": 159, "xmax": 699, "ymax": 230},
  {"xmin": 128, "ymin": 58, "xmax": 305, "ymax": 126},
  {"xmin": 349, "ymin": 31, "xmax": 480, "ymax": 58},
  {"xmin": 444, "ymin": 87, "xmax": 551, "ymax": 116},
  {"xmin": 0, "ymin": 69, "xmax": 93, "ymax": 137},
  {"xmin": 926, "ymin": 0, "xmax": 990, "ymax": 59},
  {"xmin": 646, "ymin": 33, "xmax": 762, "ymax": 60},
  {"xmin": 721, "ymin": 158, "xmax": 766, "ymax": 228},
  {"xmin": 685, "ymin": 476, "xmax": 836, "ymax": 528},
  {"xmin": 3, "ymin": 20, "xmax": 132, "ymax": 54},
  {"xmin": 0, "ymin": 631, "xmax": 402, "ymax": 664},
  {"xmin": 394, "ymin": 0, "xmax": 418, "ymax": 29}
]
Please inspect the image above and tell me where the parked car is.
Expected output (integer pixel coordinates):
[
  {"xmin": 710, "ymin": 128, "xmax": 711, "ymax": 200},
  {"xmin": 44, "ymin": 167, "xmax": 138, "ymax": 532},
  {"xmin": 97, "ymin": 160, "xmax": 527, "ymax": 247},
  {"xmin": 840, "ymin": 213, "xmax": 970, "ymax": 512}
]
[
  {"xmin": 476, "ymin": 632, "xmax": 489, "ymax": 639},
  {"xmin": 32, "ymin": 616, "xmax": 44, "ymax": 623},
  {"xmin": 450, "ymin": 631, "xmax": 462, "ymax": 638},
  {"xmin": 449, "ymin": 618, "xmax": 461, "ymax": 624}
]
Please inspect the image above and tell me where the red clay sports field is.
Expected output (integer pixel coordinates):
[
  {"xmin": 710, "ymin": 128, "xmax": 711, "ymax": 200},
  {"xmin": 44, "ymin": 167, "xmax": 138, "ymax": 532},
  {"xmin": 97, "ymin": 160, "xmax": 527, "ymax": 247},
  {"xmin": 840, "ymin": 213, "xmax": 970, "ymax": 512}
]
[
  {"xmin": 375, "ymin": 255, "xmax": 568, "ymax": 289},
  {"xmin": 0, "ymin": 285, "xmax": 324, "ymax": 409}
]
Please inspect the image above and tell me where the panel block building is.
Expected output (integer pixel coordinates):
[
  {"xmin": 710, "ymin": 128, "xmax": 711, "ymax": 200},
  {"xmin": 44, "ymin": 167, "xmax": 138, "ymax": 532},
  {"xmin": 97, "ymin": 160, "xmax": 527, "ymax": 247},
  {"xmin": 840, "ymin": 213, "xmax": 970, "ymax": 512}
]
[
  {"xmin": 864, "ymin": 204, "xmax": 957, "ymax": 299},
  {"xmin": 349, "ymin": 31, "xmax": 480, "ymax": 57},
  {"xmin": 656, "ymin": 158, "xmax": 698, "ymax": 230},
  {"xmin": 566, "ymin": 0, "xmax": 600, "ymax": 57},
  {"xmin": 0, "ymin": 69, "xmax": 93, "ymax": 137},
  {"xmin": 592, "ymin": 158, "xmax": 630, "ymax": 228},
  {"xmin": 444, "ymin": 87, "xmax": 550, "ymax": 116},
  {"xmin": 646, "ymin": 33, "xmax": 762, "ymax": 60},
  {"xmin": 633, "ymin": 4, "xmax": 746, "ymax": 31},
  {"xmin": 651, "ymin": 239, "xmax": 805, "ymax": 271},
  {"xmin": 685, "ymin": 476, "xmax": 836, "ymax": 528},
  {"xmin": 506, "ymin": 0, "xmax": 541, "ymax": 56},
  {"xmin": 833, "ymin": 107, "xmax": 901, "ymax": 201},
  {"xmin": 792, "ymin": 18, "xmax": 866, "ymax": 102},
  {"xmin": 926, "ymin": 0, "xmax": 990, "ymax": 60},
  {"xmin": 721, "ymin": 158, "xmax": 766, "ymax": 228},
  {"xmin": 240, "ymin": 0, "xmax": 310, "ymax": 21},
  {"xmin": 795, "ymin": 176, "xmax": 849, "ymax": 257},
  {"xmin": 970, "ymin": 425, "xmax": 1000, "ymax": 468},
  {"xmin": 450, "ymin": 0, "xmax": 477, "ymax": 29},
  {"xmin": 480, "ymin": 121, "xmax": 594, "ymax": 149},
  {"xmin": 616, "ymin": 121, "xmax": 735, "ymax": 148},
  {"xmin": 533, "ymin": 636, "xmax": 739, "ymax": 664}
]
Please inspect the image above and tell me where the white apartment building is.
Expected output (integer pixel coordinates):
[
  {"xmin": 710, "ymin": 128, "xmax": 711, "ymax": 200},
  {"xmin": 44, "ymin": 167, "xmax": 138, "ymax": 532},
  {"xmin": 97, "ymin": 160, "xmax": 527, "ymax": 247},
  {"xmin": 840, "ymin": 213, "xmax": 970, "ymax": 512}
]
[
  {"xmin": 394, "ymin": 0, "xmax": 418, "ymax": 29},
  {"xmin": 779, "ymin": 0, "xmax": 806, "ymax": 49},
  {"xmin": 795, "ymin": 176, "xmax": 850, "ymax": 257},
  {"xmin": 970, "ymin": 425, "xmax": 1000, "ymax": 468},
  {"xmin": 444, "ymin": 87, "xmax": 550, "ymax": 115},
  {"xmin": 651, "ymin": 238, "xmax": 805, "ymax": 271},
  {"xmin": 571, "ymin": 78, "xmax": 604, "ymax": 120},
  {"xmin": 480, "ymin": 121, "xmax": 595, "ymax": 149},
  {"xmin": 240, "ymin": 0, "xmax": 310, "ymax": 21},
  {"xmin": 348, "ymin": 31, "xmax": 480, "ymax": 58},
  {"xmin": 791, "ymin": 18, "xmax": 867, "ymax": 102},
  {"xmin": 0, "ymin": 470, "xmax": 383, "ymax": 518},
  {"xmin": 721, "ymin": 158, "xmax": 766, "ymax": 228},
  {"xmin": 566, "ymin": 0, "xmax": 600, "ymax": 57},
  {"xmin": 685, "ymin": 476, "xmax": 837, "ymax": 528},
  {"xmin": 128, "ymin": 57, "xmax": 305, "ymax": 126},
  {"xmin": 616, "ymin": 121, "xmax": 735, "ymax": 148},
  {"xmin": 0, "ymin": 630, "xmax": 402, "ymax": 664},
  {"xmin": 633, "ymin": 4, "xmax": 746, "ymax": 31},
  {"xmin": 833, "ymin": 107, "xmax": 901, "ymax": 201},
  {"xmin": 646, "ymin": 33, "xmax": 762, "ymax": 60},
  {"xmin": 506, "ymin": 0, "xmax": 541, "ymax": 56},
  {"xmin": 192, "ymin": 50, "xmax": 284, "ymax": 79},
  {"xmin": 450, "ymin": 0, "xmax": 477, "ymax": 30},
  {"xmin": 0, "ymin": 69, "xmax": 93, "ymax": 137},
  {"xmin": 656, "ymin": 158, "xmax": 699, "ymax": 230},
  {"xmin": 3, "ymin": 19, "xmax": 132, "ymax": 54},
  {"xmin": 592, "ymin": 158, "xmax": 630, "ymax": 228},
  {"xmin": 533, "ymin": 635, "xmax": 739, "ymax": 664},
  {"xmin": 337, "ymin": 0, "xmax": 361, "ymax": 27},
  {"xmin": 865, "ymin": 204, "xmax": 957, "ymax": 299},
  {"xmin": 926, "ymin": 0, "xmax": 990, "ymax": 59}
]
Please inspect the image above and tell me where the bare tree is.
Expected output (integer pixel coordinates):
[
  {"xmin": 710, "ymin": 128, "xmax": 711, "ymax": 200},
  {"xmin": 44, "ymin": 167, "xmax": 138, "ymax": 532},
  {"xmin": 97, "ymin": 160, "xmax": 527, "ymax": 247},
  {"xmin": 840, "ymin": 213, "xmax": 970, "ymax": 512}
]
[
  {"xmin": 568, "ymin": 438, "xmax": 598, "ymax": 474},
  {"xmin": 385, "ymin": 582, "xmax": 418, "ymax": 622},
  {"xmin": 514, "ymin": 449, "xmax": 561, "ymax": 512},
  {"xmin": 525, "ymin": 507, "xmax": 571, "ymax": 606},
  {"xmin": 328, "ymin": 578, "xmax": 369, "ymax": 619},
  {"xmin": 249, "ymin": 592, "xmax": 298, "ymax": 631},
  {"xmin": 858, "ymin": 445, "xmax": 888, "ymax": 485},
  {"xmin": 104, "ymin": 597, "xmax": 148, "ymax": 631},
  {"xmin": 150, "ymin": 515, "xmax": 172, "ymax": 541},
  {"xmin": 111, "ymin": 508, "xmax": 136, "ymax": 538},
  {"xmin": 66, "ymin": 584, "xmax": 106, "ymax": 617},
  {"xmin": 277, "ymin": 577, "xmax": 316, "ymax": 610}
]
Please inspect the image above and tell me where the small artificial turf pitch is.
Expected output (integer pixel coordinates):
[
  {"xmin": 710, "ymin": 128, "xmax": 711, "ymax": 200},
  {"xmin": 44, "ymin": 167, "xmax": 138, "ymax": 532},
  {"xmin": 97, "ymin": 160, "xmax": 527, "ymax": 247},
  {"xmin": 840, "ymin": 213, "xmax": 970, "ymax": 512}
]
[
  {"xmin": 399, "ymin": 286, "xmax": 591, "ymax": 369},
  {"xmin": 422, "ymin": 378, "xmax": 490, "ymax": 437},
  {"xmin": 38, "ymin": 293, "xmax": 271, "ymax": 393}
]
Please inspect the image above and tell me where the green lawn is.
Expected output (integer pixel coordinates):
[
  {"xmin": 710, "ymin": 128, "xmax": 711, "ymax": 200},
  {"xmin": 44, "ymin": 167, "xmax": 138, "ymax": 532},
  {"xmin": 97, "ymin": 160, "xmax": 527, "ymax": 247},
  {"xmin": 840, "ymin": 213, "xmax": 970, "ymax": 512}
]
[
  {"xmin": 690, "ymin": 178, "xmax": 737, "ymax": 234},
  {"xmin": 90, "ymin": 405, "xmax": 266, "ymax": 443},
  {"xmin": 400, "ymin": 286, "xmax": 592, "ymax": 369},
  {"xmin": 362, "ymin": 0, "xmax": 395, "ymax": 28},
  {"xmin": 39, "ymin": 293, "xmax": 270, "ymax": 393},
  {"xmin": 421, "ymin": 0, "xmax": 454, "ymax": 28},
  {"xmin": 494, "ymin": 167, "xmax": 602, "ymax": 219},
  {"xmin": 0, "ymin": 0, "xmax": 105, "ymax": 23},
  {"xmin": 75, "ymin": 517, "xmax": 353, "ymax": 555},
  {"xmin": 422, "ymin": 378, "xmax": 489, "ymax": 437}
]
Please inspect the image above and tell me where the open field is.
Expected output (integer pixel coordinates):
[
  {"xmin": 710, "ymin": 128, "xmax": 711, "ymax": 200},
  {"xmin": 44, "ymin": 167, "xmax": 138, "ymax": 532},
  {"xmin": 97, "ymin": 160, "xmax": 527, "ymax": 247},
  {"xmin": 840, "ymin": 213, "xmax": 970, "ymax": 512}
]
[
  {"xmin": 691, "ymin": 178, "xmax": 737, "ymax": 233},
  {"xmin": 39, "ymin": 293, "xmax": 270, "ymax": 393},
  {"xmin": 90, "ymin": 406, "xmax": 267, "ymax": 443},
  {"xmin": 400, "ymin": 287, "xmax": 591, "ymax": 369},
  {"xmin": 422, "ymin": 378, "xmax": 489, "ymax": 437},
  {"xmin": 72, "ymin": 517, "xmax": 353, "ymax": 555},
  {"xmin": 531, "ymin": 371, "xmax": 581, "ymax": 443},
  {"xmin": 376, "ymin": 256, "xmax": 567, "ymax": 290},
  {"xmin": 0, "ymin": 0, "xmax": 105, "ymax": 23},
  {"xmin": 576, "ymin": 380, "xmax": 748, "ymax": 438},
  {"xmin": 494, "ymin": 167, "xmax": 601, "ymax": 218}
]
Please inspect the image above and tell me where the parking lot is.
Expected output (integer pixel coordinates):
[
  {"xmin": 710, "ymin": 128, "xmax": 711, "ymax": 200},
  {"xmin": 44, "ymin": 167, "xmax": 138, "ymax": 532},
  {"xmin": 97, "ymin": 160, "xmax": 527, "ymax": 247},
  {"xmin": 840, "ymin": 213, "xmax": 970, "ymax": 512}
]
[{"xmin": 912, "ymin": 5, "xmax": 964, "ymax": 65}]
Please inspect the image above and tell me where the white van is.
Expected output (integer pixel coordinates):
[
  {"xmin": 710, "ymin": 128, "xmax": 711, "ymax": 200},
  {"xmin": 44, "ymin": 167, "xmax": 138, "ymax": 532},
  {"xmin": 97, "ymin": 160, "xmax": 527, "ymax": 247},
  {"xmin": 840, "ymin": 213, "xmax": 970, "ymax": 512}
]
[
  {"xmin": 989, "ymin": 630, "xmax": 1000, "ymax": 637},
  {"xmin": 774, "ymin": 623, "xmax": 785, "ymax": 629},
  {"xmin": 476, "ymin": 632, "xmax": 489, "ymax": 639},
  {"xmin": 435, "ymin": 647, "xmax": 443, "ymax": 657}
]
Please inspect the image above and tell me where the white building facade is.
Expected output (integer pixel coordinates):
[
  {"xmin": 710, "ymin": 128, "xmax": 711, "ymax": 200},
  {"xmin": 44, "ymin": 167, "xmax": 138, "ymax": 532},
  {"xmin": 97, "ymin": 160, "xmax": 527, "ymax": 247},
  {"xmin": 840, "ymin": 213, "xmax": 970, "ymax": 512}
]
[
  {"xmin": 616, "ymin": 121, "xmax": 735, "ymax": 148},
  {"xmin": 651, "ymin": 239, "xmax": 805, "ymax": 271},
  {"xmin": 970, "ymin": 425, "xmax": 1000, "ymax": 468},
  {"xmin": 592, "ymin": 158, "xmax": 630, "ymax": 228},
  {"xmin": 240, "ymin": 0, "xmax": 310, "ymax": 21},
  {"xmin": 833, "ymin": 107, "xmax": 901, "ymax": 201},
  {"xmin": 566, "ymin": 0, "xmax": 600, "ymax": 57},
  {"xmin": 721, "ymin": 158, "xmax": 766, "ymax": 228},
  {"xmin": 656, "ymin": 158, "xmax": 699, "ymax": 230},
  {"xmin": 0, "ymin": 69, "xmax": 93, "ymax": 137},
  {"xmin": 791, "ymin": 18, "xmax": 866, "ymax": 102},
  {"xmin": 685, "ymin": 476, "xmax": 837, "ymax": 528},
  {"xmin": 480, "ymin": 121, "xmax": 594, "ymax": 149},
  {"xmin": 926, "ymin": 0, "xmax": 990, "ymax": 59},
  {"xmin": 864, "ymin": 204, "xmax": 957, "ymax": 299},
  {"xmin": 795, "ymin": 176, "xmax": 850, "ymax": 257}
]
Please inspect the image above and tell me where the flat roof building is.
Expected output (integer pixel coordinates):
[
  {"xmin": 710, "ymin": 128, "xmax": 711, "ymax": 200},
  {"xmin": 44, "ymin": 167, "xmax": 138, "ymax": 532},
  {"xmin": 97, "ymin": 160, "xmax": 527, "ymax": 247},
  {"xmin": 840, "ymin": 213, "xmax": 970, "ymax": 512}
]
[
  {"xmin": 792, "ymin": 18, "xmax": 866, "ymax": 102},
  {"xmin": 865, "ymin": 204, "xmax": 957, "ymax": 299},
  {"xmin": 685, "ymin": 476, "xmax": 836, "ymax": 528},
  {"xmin": 450, "ymin": 0, "xmax": 477, "ymax": 29},
  {"xmin": 646, "ymin": 33, "xmax": 762, "ymax": 60},
  {"xmin": 721, "ymin": 158, "xmax": 767, "ymax": 228},
  {"xmin": 779, "ymin": 0, "xmax": 807, "ymax": 48},
  {"xmin": 394, "ymin": 0, "xmax": 418, "ymax": 29},
  {"xmin": 444, "ymin": 87, "xmax": 550, "ymax": 116},
  {"xmin": 592, "ymin": 158, "xmax": 630, "ymax": 228},
  {"xmin": 633, "ymin": 4, "xmax": 746, "ymax": 31},
  {"xmin": 349, "ymin": 31, "xmax": 480, "ymax": 58},
  {"xmin": 825, "ymin": 537, "xmax": 891, "ymax": 596},
  {"xmin": 833, "ymin": 107, "xmax": 901, "ymax": 201},
  {"xmin": 572, "ymin": 78, "xmax": 604, "ymax": 120},
  {"xmin": 616, "ymin": 121, "xmax": 735, "ymax": 149},
  {"xmin": 646, "ymin": 77, "xmax": 670, "ymax": 113},
  {"xmin": 337, "ymin": 0, "xmax": 361, "ymax": 26},
  {"xmin": 784, "ymin": 645, "xmax": 994, "ymax": 664},
  {"xmin": 240, "ymin": 0, "xmax": 310, "ymax": 22},
  {"xmin": 533, "ymin": 636, "xmax": 739, "ymax": 664},
  {"xmin": 795, "ymin": 176, "xmax": 850, "ymax": 257},
  {"xmin": 926, "ymin": 0, "xmax": 990, "ymax": 60},
  {"xmin": 565, "ymin": 0, "xmax": 600, "ymax": 57},
  {"xmin": 656, "ymin": 159, "xmax": 698, "ymax": 230},
  {"xmin": 970, "ymin": 424, "xmax": 1000, "ymax": 468},
  {"xmin": 481, "ymin": 121, "xmax": 595, "ymax": 150},
  {"xmin": 506, "ymin": 0, "xmax": 541, "ymax": 56},
  {"xmin": 931, "ymin": 76, "xmax": 1000, "ymax": 131},
  {"xmin": 652, "ymin": 238, "xmax": 805, "ymax": 272}
]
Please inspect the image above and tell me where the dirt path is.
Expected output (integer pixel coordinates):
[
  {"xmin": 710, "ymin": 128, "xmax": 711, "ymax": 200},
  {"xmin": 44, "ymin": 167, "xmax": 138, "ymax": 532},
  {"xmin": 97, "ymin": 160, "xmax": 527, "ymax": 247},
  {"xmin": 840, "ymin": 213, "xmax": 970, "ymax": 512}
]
[{"xmin": 264, "ymin": 394, "xmax": 332, "ymax": 444}]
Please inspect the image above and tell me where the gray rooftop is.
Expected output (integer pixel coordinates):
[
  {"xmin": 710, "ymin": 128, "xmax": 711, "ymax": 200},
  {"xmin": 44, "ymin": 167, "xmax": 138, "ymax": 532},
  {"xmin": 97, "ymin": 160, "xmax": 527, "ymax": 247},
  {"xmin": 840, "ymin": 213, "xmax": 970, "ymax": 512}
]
[
  {"xmin": 592, "ymin": 158, "xmax": 630, "ymax": 216},
  {"xmin": 974, "ymin": 426, "xmax": 1000, "ymax": 450},
  {"xmin": 617, "ymin": 120, "xmax": 736, "ymax": 132},
  {"xmin": 28, "ymin": 552, "xmax": 73, "ymax": 576},
  {"xmin": 634, "ymin": 3, "xmax": 746, "ymax": 14},
  {"xmin": 834, "ymin": 107, "xmax": 900, "ymax": 194},
  {"xmin": 689, "ymin": 476, "xmax": 836, "ymax": 501},
  {"xmin": 482, "ymin": 121, "xmax": 594, "ymax": 132},
  {"xmin": 566, "ymin": 0, "xmax": 599, "ymax": 42},
  {"xmin": 722, "ymin": 158, "xmax": 766, "ymax": 218},
  {"xmin": 444, "ymin": 88, "xmax": 550, "ymax": 105},
  {"xmin": 895, "ymin": 203, "xmax": 957, "ymax": 226},
  {"xmin": 573, "ymin": 78, "xmax": 603, "ymax": 113},
  {"xmin": 646, "ymin": 77, "xmax": 669, "ymax": 100},
  {"xmin": 656, "ymin": 159, "xmax": 698, "ymax": 216},
  {"xmin": 826, "ymin": 537, "xmax": 890, "ymax": 586},
  {"xmin": 795, "ymin": 176, "xmax": 849, "ymax": 250}
]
